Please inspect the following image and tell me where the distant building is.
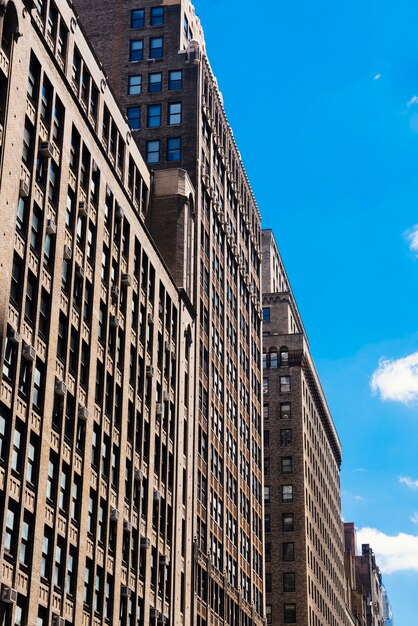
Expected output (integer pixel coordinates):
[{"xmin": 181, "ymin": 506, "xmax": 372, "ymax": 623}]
[
  {"xmin": 344, "ymin": 523, "xmax": 368, "ymax": 626},
  {"xmin": 262, "ymin": 229, "xmax": 349, "ymax": 626},
  {"xmin": 382, "ymin": 586, "xmax": 394, "ymax": 626}
]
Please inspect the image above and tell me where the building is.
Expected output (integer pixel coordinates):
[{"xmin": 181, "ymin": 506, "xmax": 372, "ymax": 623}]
[
  {"xmin": 355, "ymin": 545, "xmax": 385, "ymax": 626},
  {"xmin": 381, "ymin": 586, "xmax": 393, "ymax": 626},
  {"xmin": 0, "ymin": 1, "xmax": 197, "ymax": 625},
  {"xmin": 262, "ymin": 229, "xmax": 349, "ymax": 626},
  {"xmin": 72, "ymin": 2, "xmax": 265, "ymax": 625},
  {"xmin": 344, "ymin": 523, "xmax": 367, "ymax": 626}
]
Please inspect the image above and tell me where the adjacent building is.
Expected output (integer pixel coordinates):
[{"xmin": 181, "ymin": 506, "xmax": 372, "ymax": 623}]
[
  {"xmin": 262, "ymin": 229, "xmax": 349, "ymax": 626},
  {"xmin": 355, "ymin": 544, "xmax": 385, "ymax": 626},
  {"xmin": 0, "ymin": 1, "xmax": 196, "ymax": 625},
  {"xmin": 72, "ymin": 2, "xmax": 265, "ymax": 625}
]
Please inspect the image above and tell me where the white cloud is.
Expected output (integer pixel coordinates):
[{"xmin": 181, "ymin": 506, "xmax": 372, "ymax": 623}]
[
  {"xmin": 373, "ymin": 73, "xmax": 382, "ymax": 80},
  {"xmin": 370, "ymin": 352, "xmax": 418, "ymax": 404},
  {"xmin": 410, "ymin": 513, "xmax": 418, "ymax": 524},
  {"xmin": 400, "ymin": 476, "xmax": 418, "ymax": 489},
  {"xmin": 408, "ymin": 95, "xmax": 418, "ymax": 107},
  {"xmin": 404, "ymin": 225, "xmax": 418, "ymax": 256},
  {"xmin": 357, "ymin": 527, "xmax": 418, "ymax": 573}
]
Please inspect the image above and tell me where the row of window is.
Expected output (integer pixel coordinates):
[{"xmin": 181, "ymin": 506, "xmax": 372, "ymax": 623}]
[
  {"xmin": 264, "ymin": 484, "xmax": 294, "ymax": 504},
  {"xmin": 266, "ymin": 571, "xmax": 296, "ymax": 593},
  {"xmin": 129, "ymin": 36, "xmax": 163, "ymax": 62},
  {"xmin": 127, "ymin": 101, "xmax": 182, "ymax": 131},
  {"xmin": 145, "ymin": 137, "xmax": 181, "ymax": 164},
  {"xmin": 127, "ymin": 69, "xmax": 182, "ymax": 96},
  {"xmin": 263, "ymin": 375, "xmax": 291, "ymax": 394},
  {"xmin": 263, "ymin": 348, "xmax": 289, "ymax": 368},
  {"xmin": 266, "ymin": 603, "xmax": 296, "ymax": 625},
  {"xmin": 130, "ymin": 6, "xmax": 164, "ymax": 29}
]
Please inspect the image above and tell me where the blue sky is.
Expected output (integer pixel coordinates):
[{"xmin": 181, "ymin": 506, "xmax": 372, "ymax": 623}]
[{"xmin": 194, "ymin": 0, "xmax": 418, "ymax": 622}]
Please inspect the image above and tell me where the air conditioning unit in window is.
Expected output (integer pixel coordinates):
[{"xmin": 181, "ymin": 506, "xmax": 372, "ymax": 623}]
[
  {"xmin": 22, "ymin": 343, "xmax": 35, "ymax": 362},
  {"xmin": 19, "ymin": 178, "xmax": 30, "ymax": 198},
  {"xmin": 110, "ymin": 507, "xmax": 120, "ymax": 522},
  {"xmin": 92, "ymin": 160, "xmax": 98, "ymax": 172},
  {"xmin": 164, "ymin": 340, "xmax": 171, "ymax": 353},
  {"xmin": 123, "ymin": 520, "xmax": 131, "ymax": 533},
  {"xmin": 39, "ymin": 141, "xmax": 54, "ymax": 159},
  {"xmin": 146, "ymin": 365, "xmax": 154, "ymax": 378},
  {"xmin": 162, "ymin": 390, "xmax": 169, "ymax": 402},
  {"xmin": 159, "ymin": 555, "xmax": 169, "ymax": 566},
  {"xmin": 46, "ymin": 218, "xmax": 57, "ymax": 235},
  {"xmin": 78, "ymin": 406, "xmax": 89, "ymax": 422},
  {"xmin": 121, "ymin": 273, "xmax": 132, "ymax": 287},
  {"xmin": 150, "ymin": 608, "xmax": 160, "ymax": 619},
  {"xmin": 155, "ymin": 403, "xmax": 163, "ymax": 417},
  {"xmin": 111, "ymin": 285, "xmax": 119, "ymax": 299},
  {"xmin": 110, "ymin": 315, "xmax": 120, "ymax": 328},
  {"xmin": 55, "ymin": 380, "xmax": 67, "ymax": 396},
  {"xmin": 78, "ymin": 201, "xmax": 88, "ymax": 218},
  {"xmin": 134, "ymin": 468, "xmax": 144, "ymax": 482},
  {"xmin": 140, "ymin": 537, "xmax": 151, "ymax": 549},
  {"xmin": 147, "ymin": 312, "xmax": 154, "ymax": 325},
  {"xmin": 52, "ymin": 617, "xmax": 65, "ymax": 626},
  {"xmin": 153, "ymin": 490, "xmax": 161, "ymax": 502},
  {"xmin": 1, "ymin": 587, "xmax": 17, "ymax": 604},
  {"xmin": 75, "ymin": 265, "xmax": 84, "ymax": 279},
  {"xmin": 158, "ymin": 616, "xmax": 167, "ymax": 625},
  {"xmin": 63, "ymin": 244, "xmax": 72, "ymax": 260},
  {"xmin": 121, "ymin": 586, "xmax": 131, "ymax": 598},
  {"xmin": 115, "ymin": 205, "xmax": 124, "ymax": 221},
  {"xmin": 8, "ymin": 329, "xmax": 20, "ymax": 344}
]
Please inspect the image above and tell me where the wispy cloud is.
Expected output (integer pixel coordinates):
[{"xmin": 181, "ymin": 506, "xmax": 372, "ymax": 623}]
[
  {"xmin": 357, "ymin": 527, "xmax": 418, "ymax": 573},
  {"xmin": 404, "ymin": 225, "xmax": 418, "ymax": 257},
  {"xmin": 408, "ymin": 95, "xmax": 418, "ymax": 107},
  {"xmin": 370, "ymin": 352, "xmax": 418, "ymax": 404},
  {"xmin": 410, "ymin": 513, "xmax": 418, "ymax": 524},
  {"xmin": 400, "ymin": 476, "xmax": 418, "ymax": 489},
  {"xmin": 373, "ymin": 73, "xmax": 382, "ymax": 81}
]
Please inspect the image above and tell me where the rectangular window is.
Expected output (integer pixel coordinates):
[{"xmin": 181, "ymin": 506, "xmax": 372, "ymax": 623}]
[
  {"xmin": 147, "ymin": 104, "xmax": 161, "ymax": 128},
  {"xmin": 128, "ymin": 75, "xmax": 142, "ymax": 95},
  {"xmin": 149, "ymin": 36, "xmax": 163, "ymax": 59},
  {"xmin": 131, "ymin": 8, "xmax": 144, "ymax": 28},
  {"xmin": 168, "ymin": 70, "xmax": 182, "ymax": 90},
  {"xmin": 281, "ymin": 456, "xmax": 293, "ymax": 474},
  {"xmin": 284, "ymin": 604, "xmax": 296, "ymax": 624},
  {"xmin": 264, "ymin": 513, "xmax": 271, "ymax": 534},
  {"xmin": 280, "ymin": 429, "xmax": 292, "ymax": 446},
  {"xmin": 282, "ymin": 542, "xmax": 294, "ymax": 562},
  {"xmin": 146, "ymin": 140, "xmax": 160, "ymax": 164},
  {"xmin": 167, "ymin": 137, "xmax": 181, "ymax": 161},
  {"xmin": 283, "ymin": 572, "xmax": 296, "ymax": 592},
  {"xmin": 264, "ymin": 485, "xmax": 270, "ymax": 506},
  {"xmin": 282, "ymin": 484, "xmax": 293, "ymax": 502},
  {"xmin": 280, "ymin": 403, "xmax": 291, "ymax": 419},
  {"xmin": 127, "ymin": 106, "xmax": 141, "ymax": 130},
  {"xmin": 262, "ymin": 307, "xmax": 270, "ymax": 322},
  {"xmin": 130, "ymin": 39, "xmax": 143, "ymax": 62},
  {"xmin": 282, "ymin": 513, "xmax": 294, "ymax": 532},
  {"xmin": 148, "ymin": 71, "xmax": 162, "ymax": 92},
  {"xmin": 280, "ymin": 375, "xmax": 291, "ymax": 392},
  {"xmin": 168, "ymin": 102, "xmax": 182, "ymax": 125},
  {"xmin": 150, "ymin": 6, "xmax": 164, "ymax": 25}
]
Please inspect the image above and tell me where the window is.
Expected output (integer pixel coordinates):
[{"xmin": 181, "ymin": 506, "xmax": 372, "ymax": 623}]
[
  {"xmin": 32, "ymin": 363, "xmax": 44, "ymax": 411},
  {"xmin": 282, "ymin": 484, "xmax": 293, "ymax": 502},
  {"xmin": 148, "ymin": 71, "xmax": 162, "ymax": 92},
  {"xmin": 281, "ymin": 348, "xmax": 289, "ymax": 365},
  {"xmin": 147, "ymin": 104, "xmax": 161, "ymax": 127},
  {"xmin": 149, "ymin": 36, "xmax": 163, "ymax": 59},
  {"xmin": 130, "ymin": 39, "xmax": 143, "ymax": 62},
  {"xmin": 150, "ymin": 6, "xmax": 164, "ymax": 25},
  {"xmin": 280, "ymin": 429, "xmax": 292, "ymax": 446},
  {"xmin": 263, "ymin": 430, "xmax": 269, "ymax": 448},
  {"xmin": 264, "ymin": 457, "xmax": 270, "ymax": 475},
  {"xmin": 284, "ymin": 604, "xmax": 296, "ymax": 624},
  {"xmin": 26, "ymin": 435, "xmax": 38, "ymax": 484},
  {"xmin": 263, "ymin": 377, "xmax": 268, "ymax": 395},
  {"xmin": 264, "ymin": 485, "xmax": 270, "ymax": 506},
  {"xmin": 4, "ymin": 505, "xmax": 17, "ymax": 554},
  {"xmin": 283, "ymin": 572, "xmax": 296, "ymax": 592},
  {"xmin": 270, "ymin": 351, "xmax": 278, "ymax": 368},
  {"xmin": 131, "ymin": 8, "xmax": 144, "ymax": 28},
  {"xmin": 266, "ymin": 605, "xmax": 272, "ymax": 625},
  {"xmin": 263, "ymin": 404, "xmax": 269, "ymax": 420},
  {"xmin": 281, "ymin": 457, "xmax": 293, "ymax": 474},
  {"xmin": 20, "ymin": 513, "xmax": 32, "ymax": 567},
  {"xmin": 127, "ymin": 107, "xmax": 140, "ymax": 130},
  {"xmin": 280, "ymin": 403, "xmax": 291, "ymax": 419},
  {"xmin": 262, "ymin": 307, "xmax": 270, "ymax": 322},
  {"xmin": 282, "ymin": 542, "xmax": 294, "ymax": 561},
  {"xmin": 282, "ymin": 513, "xmax": 294, "ymax": 532},
  {"xmin": 11, "ymin": 422, "xmax": 24, "ymax": 474},
  {"xmin": 167, "ymin": 137, "xmax": 181, "ymax": 160},
  {"xmin": 168, "ymin": 70, "xmax": 182, "ymax": 90},
  {"xmin": 146, "ymin": 140, "xmax": 160, "ymax": 163},
  {"xmin": 280, "ymin": 375, "xmax": 291, "ymax": 392},
  {"xmin": 128, "ymin": 75, "xmax": 142, "ymax": 95},
  {"xmin": 264, "ymin": 513, "xmax": 271, "ymax": 534},
  {"xmin": 168, "ymin": 102, "xmax": 182, "ymax": 124}
]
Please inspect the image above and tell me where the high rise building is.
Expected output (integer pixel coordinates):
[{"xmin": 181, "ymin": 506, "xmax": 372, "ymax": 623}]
[
  {"xmin": 355, "ymin": 544, "xmax": 385, "ymax": 626},
  {"xmin": 0, "ymin": 1, "xmax": 196, "ymax": 625},
  {"xmin": 381, "ymin": 586, "xmax": 393, "ymax": 626},
  {"xmin": 261, "ymin": 229, "xmax": 349, "ymax": 626},
  {"xmin": 344, "ymin": 523, "xmax": 367, "ymax": 626}
]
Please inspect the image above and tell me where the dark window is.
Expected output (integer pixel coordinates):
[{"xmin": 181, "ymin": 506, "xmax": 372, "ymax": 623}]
[
  {"xmin": 147, "ymin": 104, "xmax": 161, "ymax": 127},
  {"xmin": 128, "ymin": 75, "xmax": 142, "ymax": 95},
  {"xmin": 264, "ymin": 513, "xmax": 271, "ymax": 534},
  {"xmin": 283, "ymin": 572, "xmax": 296, "ymax": 592},
  {"xmin": 146, "ymin": 140, "xmax": 160, "ymax": 164},
  {"xmin": 130, "ymin": 39, "xmax": 143, "ymax": 62},
  {"xmin": 280, "ymin": 403, "xmax": 291, "ymax": 419},
  {"xmin": 280, "ymin": 428, "xmax": 292, "ymax": 446},
  {"xmin": 281, "ymin": 456, "xmax": 293, "ymax": 474},
  {"xmin": 127, "ymin": 106, "xmax": 141, "ymax": 130},
  {"xmin": 168, "ymin": 102, "xmax": 182, "ymax": 125},
  {"xmin": 131, "ymin": 8, "xmax": 144, "ymax": 28},
  {"xmin": 148, "ymin": 72, "xmax": 162, "ymax": 92},
  {"xmin": 167, "ymin": 137, "xmax": 181, "ymax": 161},
  {"xmin": 282, "ymin": 542, "xmax": 294, "ymax": 562},
  {"xmin": 284, "ymin": 604, "xmax": 296, "ymax": 624},
  {"xmin": 262, "ymin": 307, "xmax": 270, "ymax": 322},
  {"xmin": 282, "ymin": 513, "xmax": 294, "ymax": 532},
  {"xmin": 150, "ymin": 6, "xmax": 164, "ymax": 25},
  {"xmin": 168, "ymin": 70, "xmax": 182, "ymax": 90},
  {"xmin": 149, "ymin": 36, "xmax": 163, "ymax": 59}
]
